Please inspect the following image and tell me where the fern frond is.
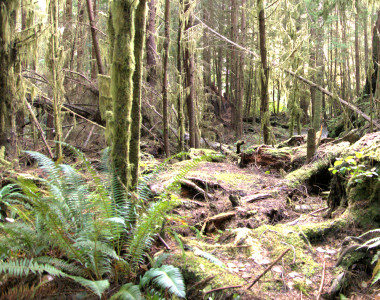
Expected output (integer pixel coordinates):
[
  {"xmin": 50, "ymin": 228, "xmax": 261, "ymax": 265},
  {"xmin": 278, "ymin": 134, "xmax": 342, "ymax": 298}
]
[
  {"xmin": 192, "ymin": 248, "xmax": 226, "ymax": 268},
  {"xmin": 35, "ymin": 257, "xmax": 85, "ymax": 276},
  {"xmin": 126, "ymin": 201, "xmax": 170, "ymax": 269},
  {"xmin": 0, "ymin": 258, "xmax": 109, "ymax": 297},
  {"xmin": 140, "ymin": 265, "xmax": 186, "ymax": 298},
  {"xmin": 152, "ymin": 253, "xmax": 172, "ymax": 268},
  {"xmin": 360, "ymin": 229, "xmax": 380, "ymax": 238},
  {"xmin": 110, "ymin": 283, "xmax": 142, "ymax": 300},
  {"xmin": 24, "ymin": 151, "xmax": 62, "ymax": 189},
  {"xmin": 358, "ymin": 237, "xmax": 380, "ymax": 249}
]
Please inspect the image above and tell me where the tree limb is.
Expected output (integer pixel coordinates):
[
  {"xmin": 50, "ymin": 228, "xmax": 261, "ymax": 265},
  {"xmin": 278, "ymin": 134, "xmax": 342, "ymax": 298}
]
[{"xmin": 284, "ymin": 69, "xmax": 380, "ymax": 129}]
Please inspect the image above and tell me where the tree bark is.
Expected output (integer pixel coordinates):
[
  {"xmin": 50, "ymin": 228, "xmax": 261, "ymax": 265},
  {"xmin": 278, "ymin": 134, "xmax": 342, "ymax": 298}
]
[
  {"xmin": 146, "ymin": 0, "xmax": 157, "ymax": 87},
  {"xmin": 86, "ymin": 0, "xmax": 104, "ymax": 75}
]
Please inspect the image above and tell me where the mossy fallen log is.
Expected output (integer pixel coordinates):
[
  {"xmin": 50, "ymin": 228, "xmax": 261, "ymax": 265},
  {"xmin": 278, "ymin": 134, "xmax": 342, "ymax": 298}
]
[{"xmin": 239, "ymin": 145, "xmax": 292, "ymax": 169}]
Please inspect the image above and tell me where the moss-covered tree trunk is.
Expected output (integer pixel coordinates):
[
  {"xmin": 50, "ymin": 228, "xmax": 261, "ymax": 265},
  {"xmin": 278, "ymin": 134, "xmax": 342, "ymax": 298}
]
[
  {"xmin": 257, "ymin": 0, "xmax": 271, "ymax": 145},
  {"xmin": 177, "ymin": 1, "xmax": 185, "ymax": 153},
  {"xmin": 0, "ymin": 0, "xmax": 18, "ymax": 158},
  {"xmin": 162, "ymin": 0, "xmax": 170, "ymax": 157},
  {"xmin": 111, "ymin": 0, "xmax": 136, "ymax": 188},
  {"xmin": 48, "ymin": 0, "xmax": 64, "ymax": 159},
  {"xmin": 146, "ymin": 0, "xmax": 157, "ymax": 87},
  {"xmin": 183, "ymin": 0, "xmax": 200, "ymax": 149},
  {"xmin": 130, "ymin": 0, "xmax": 148, "ymax": 187}
]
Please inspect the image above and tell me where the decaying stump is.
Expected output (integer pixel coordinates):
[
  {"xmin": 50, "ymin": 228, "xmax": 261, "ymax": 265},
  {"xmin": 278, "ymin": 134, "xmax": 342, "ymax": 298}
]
[{"xmin": 239, "ymin": 145, "xmax": 292, "ymax": 169}]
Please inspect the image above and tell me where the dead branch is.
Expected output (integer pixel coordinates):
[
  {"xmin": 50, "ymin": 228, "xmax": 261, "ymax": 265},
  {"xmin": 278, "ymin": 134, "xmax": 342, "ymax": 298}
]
[
  {"xmin": 188, "ymin": 275, "xmax": 215, "ymax": 291},
  {"xmin": 285, "ymin": 69, "xmax": 380, "ymax": 129},
  {"xmin": 180, "ymin": 179, "xmax": 214, "ymax": 200},
  {"xmin": 204, "ymin": 285, "xmax": 244, "ymax": 295},
  {"xmin": 157, "ymin": 234, "xmax": 171, "ymax": 250},
  {"xmin": 246, "ymin": 248, "xmax": 291, "ymax": 290},
  {"xmin": 243, "ymin": 193, "xmax": 272, "ymax": 203},
  {"xmin": 316, "ymin": 261, "xmax": 326, "ymax": 300},
  {"xmin": 24, "ymin": 98, "xmax": 54, "ymax": 159}
]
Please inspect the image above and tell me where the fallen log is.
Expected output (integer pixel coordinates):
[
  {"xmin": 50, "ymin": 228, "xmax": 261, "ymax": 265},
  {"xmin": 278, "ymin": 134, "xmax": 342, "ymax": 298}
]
[
  {"xmin": 277, "ymin": 135, "xmax": 305, "ymax": 148},
  {"xmin": 239, "ymin": 145, "xmax": 292, "ymax": 169},
  {"xmin": 242, "ymin": 193, "xmax": 272, "ymax": 203},
  {"xmin": 180, "ymin": 179, "xmax": 214, "ymax": 200}
]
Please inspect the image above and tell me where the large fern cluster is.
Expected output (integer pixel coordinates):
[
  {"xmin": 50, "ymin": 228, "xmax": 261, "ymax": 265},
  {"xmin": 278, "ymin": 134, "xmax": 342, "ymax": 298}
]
[{"xmin": 0, "ymin": 146, "xmax": 203, "ymax": 298}]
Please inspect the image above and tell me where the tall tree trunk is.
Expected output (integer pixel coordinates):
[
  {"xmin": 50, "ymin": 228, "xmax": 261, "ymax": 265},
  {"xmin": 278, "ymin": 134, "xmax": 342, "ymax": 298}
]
[
  {"xmin": 230, "ymin": 0, "xmax": 238, "ymax": 131},
  {"xmin": 146, "ymin": 0, "xmax": 157, "ymax": 87},
  {"xmin": 0, "ymin": 0, "xmax": 18, "ymax": 157},
  {"xmin": 86, "ymin": 0, "xmax": 104, "ymax": 75},
  {"xmin": 236, "ymin": 0, "xmax": 246, "ymax": 138},
  {"xmin": 177, "ymin": 1, "xmax": 185, "ymax": 153},
  {"xmin": 355, "ymin": 0, "xmax": 360, "ymax": 96},
  {"xmin": 364, "ymin": 7, "xmax": 369, "ymax": 74},
  {"xmin": 257, "ymin": 0, "xmax": 271, "ymax": 144},
  {"xmin": 162, "ymin": 0, "xmax": 170, "ymax": 157},
  {"xmin": 184, "ymin": 0, "xmax": 199, "ymax": 148},
  {"xmin": 77, "ymin": 0, "xmax": 85, "ymax": 74},
  {"xmin": 130, "ymin": 0, "xmax": 148, "ymax": 187},
  {"xmin": 48, "ymin": 0, "xmax": 64, "ymax": 158},
  {"xmin": 202, "ymin": 2, "xmax": 211, "ymax": 89},
  {"xmin": 111, "ymin": 0, "xmax": 136, "ymax": 188}
]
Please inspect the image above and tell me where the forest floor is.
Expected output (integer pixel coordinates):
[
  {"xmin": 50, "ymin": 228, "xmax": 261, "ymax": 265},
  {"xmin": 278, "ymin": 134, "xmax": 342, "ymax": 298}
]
[
  {"xmin": 2, "ymin": 119, "xmax": 379, "ymax": 299},
  {"xmin": 139, "ymin": 119, "xmax": 380, "ymax": 300},
  {"xmin": 149, "ymin": 156, "xmax": 375, "ymax": 300}
]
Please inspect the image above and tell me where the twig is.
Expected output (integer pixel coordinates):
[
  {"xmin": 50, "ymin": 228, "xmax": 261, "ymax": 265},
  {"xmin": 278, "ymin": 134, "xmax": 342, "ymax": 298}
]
[
  {"xmin": 83, "ymin": 125, "xmax": 95, "ymax": 148},
  {"xmin": 204, "ymin": 285, "xmax": 243, "ymax": 295},
  {"xmin": 188, "ymin": 275, "xmax": 215, "ymax": 291},
  {"xmin": 308, "ymin": 207, "xmax": 329, "ymax": 217},
  {"xmin": 246, "ymin": 248, "xmax": 291, "ymax": 290},
  {"xmin": 157, "ymin": 234, "xmax": 171, "ymax": 251},
  {"xmin": 316, "ymin": 261, "xmax": 326, "ymax": 300}
]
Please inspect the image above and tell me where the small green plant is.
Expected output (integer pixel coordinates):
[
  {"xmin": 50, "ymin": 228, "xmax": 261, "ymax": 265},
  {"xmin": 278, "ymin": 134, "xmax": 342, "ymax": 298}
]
[{"xmin": 329, "ymin": 151, "xmax": 379, "ymax": 185}]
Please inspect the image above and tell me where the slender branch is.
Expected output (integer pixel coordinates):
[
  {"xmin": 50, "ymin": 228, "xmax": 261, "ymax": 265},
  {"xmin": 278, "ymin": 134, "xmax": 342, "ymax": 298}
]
[
  {"xmin": 246, "ymin": 248, "xmax": 291, "ymax": 290},
  {"xmin": 204, "ymin": 285, "xmax": 243, "ymax": 295},
  {"xmin": 23, "ymin": 98, "xmax": 54, "ymax": 159},
  {"xmin": 316, "ymin": 261, "xmax": 326, "ymax": 300}
]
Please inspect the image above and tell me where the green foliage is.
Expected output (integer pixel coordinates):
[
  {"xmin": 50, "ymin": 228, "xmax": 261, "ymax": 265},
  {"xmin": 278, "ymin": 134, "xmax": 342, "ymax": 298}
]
[
  {"xmin": 0, "ymin": 147, "xmax": 197, "ymax": 298},
  {"xmin": 140, "ymin": 265, "xmax": 186, "ymax": 298},
  {"xmin": 110, "ymin": 283, "xmax": 142, "ymax": 300},
  {"xmin": 329, "ymin": 150, "xmax": 379, "ymax": 185}
]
